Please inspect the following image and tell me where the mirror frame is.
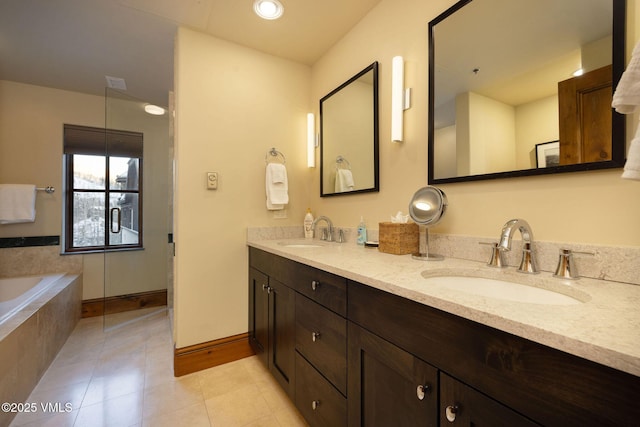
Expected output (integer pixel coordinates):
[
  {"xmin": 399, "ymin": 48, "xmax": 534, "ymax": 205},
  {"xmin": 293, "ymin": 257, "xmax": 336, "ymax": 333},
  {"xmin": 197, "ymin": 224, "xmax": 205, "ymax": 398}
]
[
  {"xmin": 320, "ymin": 62, "xmax": 380, "ymax": 197},
  {"xmin": 427, "ymin": 0, "xmax": 626, "ymax": 184}
]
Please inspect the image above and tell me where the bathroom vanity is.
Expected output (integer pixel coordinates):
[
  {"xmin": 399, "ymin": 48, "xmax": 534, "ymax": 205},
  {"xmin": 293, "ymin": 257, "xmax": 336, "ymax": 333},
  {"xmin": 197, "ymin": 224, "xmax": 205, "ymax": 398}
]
[{"xmin": 247, "ymin": 240, "xmax": 640, "ymax": 426}]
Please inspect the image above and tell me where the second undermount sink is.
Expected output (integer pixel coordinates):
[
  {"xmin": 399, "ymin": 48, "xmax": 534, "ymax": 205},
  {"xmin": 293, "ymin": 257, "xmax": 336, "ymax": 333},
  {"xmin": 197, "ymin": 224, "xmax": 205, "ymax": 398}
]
[
  {"xmin": 420, "ymin": 273, "xmax": 585, "ymax": 305},
  {"xmin": 277, "ymin": 240, "xmax": 327, "ymax": 248}
]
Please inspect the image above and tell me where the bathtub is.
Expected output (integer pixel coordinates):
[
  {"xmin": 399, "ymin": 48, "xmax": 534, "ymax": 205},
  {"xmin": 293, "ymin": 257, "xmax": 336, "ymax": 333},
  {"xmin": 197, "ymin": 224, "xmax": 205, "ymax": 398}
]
[
  {"xmin": 0, "ymin": 274, "xmax": 65, "ymax": 325},
  {"xmin": 0, "ymin": 273, "xmax": 81, "ymax": 427}
]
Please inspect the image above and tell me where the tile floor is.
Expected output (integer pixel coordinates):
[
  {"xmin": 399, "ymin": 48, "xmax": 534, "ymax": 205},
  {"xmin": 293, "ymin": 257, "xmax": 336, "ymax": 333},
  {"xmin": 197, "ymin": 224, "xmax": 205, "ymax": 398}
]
[{"xmin": 10, "ymin": 308, "xmax": 307, "ymax": 427}]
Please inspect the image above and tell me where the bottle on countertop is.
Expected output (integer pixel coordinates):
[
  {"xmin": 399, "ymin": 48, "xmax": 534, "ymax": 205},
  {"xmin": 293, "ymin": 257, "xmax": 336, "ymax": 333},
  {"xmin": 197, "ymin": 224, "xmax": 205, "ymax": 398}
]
[
  {"xmin": 357, "ymin": 216, "xmax": 367, "ymax": 245},
  {"xmin": 304, "ymin": 208, "xmax": 314, "ymax": 239}
]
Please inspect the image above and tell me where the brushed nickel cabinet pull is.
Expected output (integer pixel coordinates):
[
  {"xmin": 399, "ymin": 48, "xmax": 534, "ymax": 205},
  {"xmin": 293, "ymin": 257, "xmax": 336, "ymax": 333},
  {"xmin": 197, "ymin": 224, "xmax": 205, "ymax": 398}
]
[
  {"xmin": 445, "ymin": 404, "xmax": 460, "ymax": 422},
  {"xmin": 416, "ymin": 384, "xmax": 430, "ymax": 400}
]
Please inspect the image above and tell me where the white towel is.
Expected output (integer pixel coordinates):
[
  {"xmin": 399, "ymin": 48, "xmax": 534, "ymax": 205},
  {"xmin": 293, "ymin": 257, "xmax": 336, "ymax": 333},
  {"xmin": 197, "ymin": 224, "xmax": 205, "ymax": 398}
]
[
  {"xmin": 622, "ymin": 123, "xmax": 640, "ymax": 181},
  {"xmin": 612, "ymin": 40, "xmax": 640, "ymax": 114},
  {"xmin": 334, "ymin": 169, "xmax": 355, "ymax": 192},
  {"xmin": 265, "ymin": 163, "xmax": 288, "ymax": 210},
  {"xmin": 0, "ymin": 184, "xmax": 37, "ymax": 224}
]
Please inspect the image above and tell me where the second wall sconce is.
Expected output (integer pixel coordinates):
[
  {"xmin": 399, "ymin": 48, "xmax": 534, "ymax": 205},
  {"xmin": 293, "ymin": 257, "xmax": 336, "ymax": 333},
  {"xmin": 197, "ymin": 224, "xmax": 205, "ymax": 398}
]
[
  {"xmin": 307, "ymin": 113, "xmax": 316, "ymax": 168},
  {"xmin": 391, "ymin": 56, "xmax": 412, "ymax": 143}
]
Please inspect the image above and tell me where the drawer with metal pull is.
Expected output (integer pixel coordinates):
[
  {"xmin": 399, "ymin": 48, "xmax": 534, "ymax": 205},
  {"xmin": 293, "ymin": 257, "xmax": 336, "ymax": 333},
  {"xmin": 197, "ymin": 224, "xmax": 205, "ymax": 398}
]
[
  {"xmin": 295, "ymin": 352, "xmax": 347, "ymax": 427},
  {"xmin": 295, "ymin": 293, "xmax": 347, "ymax": 394}
]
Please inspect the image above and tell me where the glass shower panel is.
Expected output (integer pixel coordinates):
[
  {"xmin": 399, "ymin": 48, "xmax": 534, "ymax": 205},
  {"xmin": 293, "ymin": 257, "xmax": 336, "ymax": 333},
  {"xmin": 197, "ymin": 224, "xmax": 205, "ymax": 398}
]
[{"xmin": 104, "ymin": 88, "xmax": 171, "ymax": 331}]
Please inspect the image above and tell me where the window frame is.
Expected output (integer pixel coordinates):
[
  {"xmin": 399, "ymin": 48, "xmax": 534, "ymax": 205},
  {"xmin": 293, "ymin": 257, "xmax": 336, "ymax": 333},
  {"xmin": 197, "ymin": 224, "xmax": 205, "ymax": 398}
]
[{"xmin": 63, "ymin": 124, "xmax": 144, "ymax": 254}]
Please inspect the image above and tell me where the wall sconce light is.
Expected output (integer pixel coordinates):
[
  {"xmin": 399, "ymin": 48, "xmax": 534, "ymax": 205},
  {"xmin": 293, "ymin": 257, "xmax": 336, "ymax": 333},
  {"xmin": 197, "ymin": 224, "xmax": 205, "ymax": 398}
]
[
  {"xmin": 391, "ymin": 56, "xmax": 411, "ymax": 143},
  {"xmin": 307, "ymin": 113, "xmax": 316, "ymax": 168}
]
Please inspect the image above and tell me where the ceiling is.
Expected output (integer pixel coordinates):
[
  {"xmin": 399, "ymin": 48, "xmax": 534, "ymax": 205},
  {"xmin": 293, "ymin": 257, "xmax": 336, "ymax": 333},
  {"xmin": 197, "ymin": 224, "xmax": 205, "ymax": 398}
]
[{"xmin": 0, "ymin": 0, "xmax": 381, "ymax": 107}]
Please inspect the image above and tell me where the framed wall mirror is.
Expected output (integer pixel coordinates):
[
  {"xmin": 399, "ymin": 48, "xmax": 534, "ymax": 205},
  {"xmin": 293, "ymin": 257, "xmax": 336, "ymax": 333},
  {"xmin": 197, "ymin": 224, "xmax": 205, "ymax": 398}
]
[
  {"xmin": 320, "ymin": 62, "xmax": 379, "ymax": 197},
  {"xmin": 428, "ymin": 0, "xmax": 626, "ymax": 184}
]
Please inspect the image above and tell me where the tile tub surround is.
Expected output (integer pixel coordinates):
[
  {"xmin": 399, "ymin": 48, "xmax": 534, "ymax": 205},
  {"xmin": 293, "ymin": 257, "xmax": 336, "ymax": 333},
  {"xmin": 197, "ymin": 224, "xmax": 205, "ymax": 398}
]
[
  {"xmin": 0, "ymin": 274, "xmax": 81, "ymax": 427},
  {"xmin": 0, "ymin": 246, "xmax": 82, "ymax": 279},
  {"xmin": 247, "ymin": 236, "xmax": 640, "ymax": 378}
]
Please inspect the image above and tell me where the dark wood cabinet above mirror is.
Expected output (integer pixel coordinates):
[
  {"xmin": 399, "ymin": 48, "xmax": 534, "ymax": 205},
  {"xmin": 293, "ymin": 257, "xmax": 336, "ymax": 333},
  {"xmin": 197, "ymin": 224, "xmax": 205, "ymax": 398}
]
[{"xmin": 428, "ymin": 0, "xmax": 626, "ymax": 184}]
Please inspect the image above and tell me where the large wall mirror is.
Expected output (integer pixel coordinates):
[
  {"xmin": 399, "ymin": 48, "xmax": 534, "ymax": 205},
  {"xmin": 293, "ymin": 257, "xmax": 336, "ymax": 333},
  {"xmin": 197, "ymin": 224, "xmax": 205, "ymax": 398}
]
[
  {"xmin": 321, "ymin": 62, "xmax": 379, "ymax": 197},
  {"xmin": 428, "ymin": 0, "xmax": 626, "ymax": 184}
]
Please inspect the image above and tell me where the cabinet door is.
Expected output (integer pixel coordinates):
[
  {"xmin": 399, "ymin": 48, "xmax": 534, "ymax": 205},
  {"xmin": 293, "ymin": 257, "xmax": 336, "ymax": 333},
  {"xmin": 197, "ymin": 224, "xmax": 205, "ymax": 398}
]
[
  {"xmin": 348, "ymin": 322, "xmax": 438, "ymax": 427},
  {"xmin": 268, "ymin": 278, "xmax": 296, "ymax": 398},
  {"xmin": 439, "ymin": 373, "xmax": 540, "ymax": 427},
  {"xmin": 249, "ymin": 267, "xmax": 269, "ymax": 368}
]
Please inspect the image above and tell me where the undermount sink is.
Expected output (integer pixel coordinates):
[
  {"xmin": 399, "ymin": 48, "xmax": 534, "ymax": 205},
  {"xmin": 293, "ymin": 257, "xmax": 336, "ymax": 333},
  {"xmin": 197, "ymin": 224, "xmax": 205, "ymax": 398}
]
[
  {"xmin": 277, "ymin": 240, "xmax": 327, "ymax": 248},
  {"xmin": 420, "ymin": 274, "xmax": 584, "ymax": 305}
]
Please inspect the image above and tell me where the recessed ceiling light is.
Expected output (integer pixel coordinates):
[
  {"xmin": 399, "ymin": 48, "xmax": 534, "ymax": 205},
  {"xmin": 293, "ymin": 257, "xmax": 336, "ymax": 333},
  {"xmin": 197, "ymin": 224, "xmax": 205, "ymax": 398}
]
[
  {"xmin": 144, "ymin": 104, "xmax": 165, "ymax": 115},
  {"xmin": 254, "ymin": 0, "xmax": 284, "ymax": 20},
  {"xmin": 572, "ymin": 68, "xmax": 584, "ymax": 77}
]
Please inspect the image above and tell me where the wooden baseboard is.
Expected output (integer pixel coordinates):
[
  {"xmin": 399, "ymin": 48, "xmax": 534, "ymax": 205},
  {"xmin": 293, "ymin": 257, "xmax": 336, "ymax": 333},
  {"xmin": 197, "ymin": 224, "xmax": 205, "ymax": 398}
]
[
  {"xmin": 81, "ymin": 289, "xmax": 168, "ymax": 318},
  {"xmin": 174, "ymin": 333, "xmax": 255, "ymax": 377}
]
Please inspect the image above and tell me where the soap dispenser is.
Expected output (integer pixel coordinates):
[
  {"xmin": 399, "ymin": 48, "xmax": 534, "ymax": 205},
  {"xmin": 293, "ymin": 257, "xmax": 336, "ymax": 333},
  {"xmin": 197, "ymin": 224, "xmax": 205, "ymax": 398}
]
[{"xmin": 357, "ymin": 216, "xmax": 367, "ymax": 245}]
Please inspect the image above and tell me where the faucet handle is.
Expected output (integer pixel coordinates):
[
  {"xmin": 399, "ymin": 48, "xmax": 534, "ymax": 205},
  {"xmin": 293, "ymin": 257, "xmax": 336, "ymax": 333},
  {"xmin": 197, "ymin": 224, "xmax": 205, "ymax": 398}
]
[
  {"xmin": 325, "ymin": 227, "xmax": 334, "ymax": 242},
  {"xmin": 337, "ymin": 228, "xmax": 345, "ymax": 243},
  {"xmin": 553, "ymin": 248, "xmax": 594, "ymax": 280},
  {"xmin": 517, "ymin": 242, "xmax": 539, "ymax": 274},
  {"xmin": 479, "ymin": 242, "xmax": 506, "ymax": 268}
]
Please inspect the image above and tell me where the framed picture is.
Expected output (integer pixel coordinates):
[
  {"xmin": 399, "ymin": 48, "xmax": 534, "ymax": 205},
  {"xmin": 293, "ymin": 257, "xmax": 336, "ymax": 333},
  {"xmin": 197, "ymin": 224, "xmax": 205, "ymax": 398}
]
[{"xmin": 535, "ymin": 140, "xmax": 560, "ymax": 168}]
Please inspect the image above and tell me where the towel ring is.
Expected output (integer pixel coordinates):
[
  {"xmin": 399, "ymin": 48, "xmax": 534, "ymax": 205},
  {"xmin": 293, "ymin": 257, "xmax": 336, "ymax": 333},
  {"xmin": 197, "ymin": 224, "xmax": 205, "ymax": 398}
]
[
  {"xmin": 265, "ymin": 147, "xmax": 286, "ymax": 164},
  {"xmin": 336, "ymin": 155, "xmax": 351, "ymax": 170}
]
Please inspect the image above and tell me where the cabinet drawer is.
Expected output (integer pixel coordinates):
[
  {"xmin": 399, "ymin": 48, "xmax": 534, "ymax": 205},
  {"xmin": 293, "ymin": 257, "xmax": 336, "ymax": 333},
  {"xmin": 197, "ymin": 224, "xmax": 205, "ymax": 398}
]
[
  {"xmin": 296, "ymin": 294, "xmax": 347, "ymax": 394},
  {"xmin": 295, "ymin": 352, "xmax": 347, "ymax": 427},
  {"xmin": 249, "ymin": 247, "xmax": 346, "ymax": 315},
  {"xmin": 291, "ymin": 262, "xmax": 346, "ymax": 316}
]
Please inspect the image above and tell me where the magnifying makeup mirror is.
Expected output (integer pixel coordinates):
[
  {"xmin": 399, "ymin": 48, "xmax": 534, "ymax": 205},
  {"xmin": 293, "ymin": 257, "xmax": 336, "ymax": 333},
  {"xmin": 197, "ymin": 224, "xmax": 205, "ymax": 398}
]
[{"xmin": 408, "ymin": 186, "xmax": 447, "ymax": 261}]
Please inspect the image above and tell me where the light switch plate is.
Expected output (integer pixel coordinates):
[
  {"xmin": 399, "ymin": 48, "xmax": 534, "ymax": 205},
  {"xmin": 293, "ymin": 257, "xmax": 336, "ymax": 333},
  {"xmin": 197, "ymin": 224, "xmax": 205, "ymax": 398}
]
[{"xmin": 206, "ymin": 172, "xmax": 218, "ymax": 190}]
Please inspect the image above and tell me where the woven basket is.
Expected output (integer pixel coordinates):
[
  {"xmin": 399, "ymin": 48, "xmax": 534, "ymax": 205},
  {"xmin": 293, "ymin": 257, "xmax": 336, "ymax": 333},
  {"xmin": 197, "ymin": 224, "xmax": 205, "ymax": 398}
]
[{"xmin": 378, "ymin": 222, "xmax": 419, "ymax": 255}]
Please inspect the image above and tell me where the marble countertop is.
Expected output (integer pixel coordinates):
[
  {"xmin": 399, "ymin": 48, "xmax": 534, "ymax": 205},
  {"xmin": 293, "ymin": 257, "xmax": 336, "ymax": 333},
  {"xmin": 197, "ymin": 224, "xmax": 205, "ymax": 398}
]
[{"xmin": 248, "ymin": 238, "xmax": 640, "ymax": 377}]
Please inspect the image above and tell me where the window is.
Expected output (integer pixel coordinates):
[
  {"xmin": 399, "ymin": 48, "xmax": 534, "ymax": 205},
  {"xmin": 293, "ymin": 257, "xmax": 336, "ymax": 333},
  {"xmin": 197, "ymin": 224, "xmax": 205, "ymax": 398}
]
[{"xmin": 63, "ymin": 124, "xmax": 143, "ymax": 253}]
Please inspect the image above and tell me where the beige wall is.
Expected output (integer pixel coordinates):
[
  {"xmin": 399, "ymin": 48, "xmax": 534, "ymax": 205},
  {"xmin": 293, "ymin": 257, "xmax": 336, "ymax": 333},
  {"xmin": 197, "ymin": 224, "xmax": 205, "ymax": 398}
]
[
  {"xmin": 174, "ymin": 28, "xmax": 312, "ymax": 347},
  {"xmin": 467, "ymin": 92, "xmax": 516, "ymax": 175},
  {"xmin": 0, "ymin": 81, "xmax": 170, "ymax": 299},
  {"xmin": 514, "ymin": 95, "xmax": 558, "ymax": 169}
]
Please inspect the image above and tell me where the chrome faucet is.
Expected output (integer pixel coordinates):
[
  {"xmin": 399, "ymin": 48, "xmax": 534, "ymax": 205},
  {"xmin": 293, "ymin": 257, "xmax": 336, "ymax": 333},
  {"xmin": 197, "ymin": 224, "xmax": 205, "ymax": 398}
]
[
  {"xmin": 312, "ymin": 216, "xmax": 334, "ymax": 242},
  {"xmin": 497, "ymin": 219, "xmax": 538, "ymax": 274}
]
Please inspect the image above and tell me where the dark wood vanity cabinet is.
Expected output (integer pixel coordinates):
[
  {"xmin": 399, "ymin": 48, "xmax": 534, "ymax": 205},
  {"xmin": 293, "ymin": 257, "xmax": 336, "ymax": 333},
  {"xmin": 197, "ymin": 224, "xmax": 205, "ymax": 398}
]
[
  {"xmin": 348, "ymin": 322, "xmax": 438, "ymax": 426},
  {"xmin": 250, "ymin": 248, "xmax": 640, "ymax": 427},
  {"xmin": 249, "ymin": 248, "xmax": 347, "ymax": 426},
  {"xmin": 348, "ymin": 322, "xmax": 537, "ymax": 427},
  {"xmin": 292, "ymin": 261, "xmax": 348, "ymax": 427},
  {"xmin": 248, "ymin": 267, "xmax": 269, "ymax": 367},
  {"xmin": 248, "ymin": 266, "xmax": 295, "ymax": 398},
  {"xmin": 349, "ymin": 280, "xmax": 640, "ymax": 427}
]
